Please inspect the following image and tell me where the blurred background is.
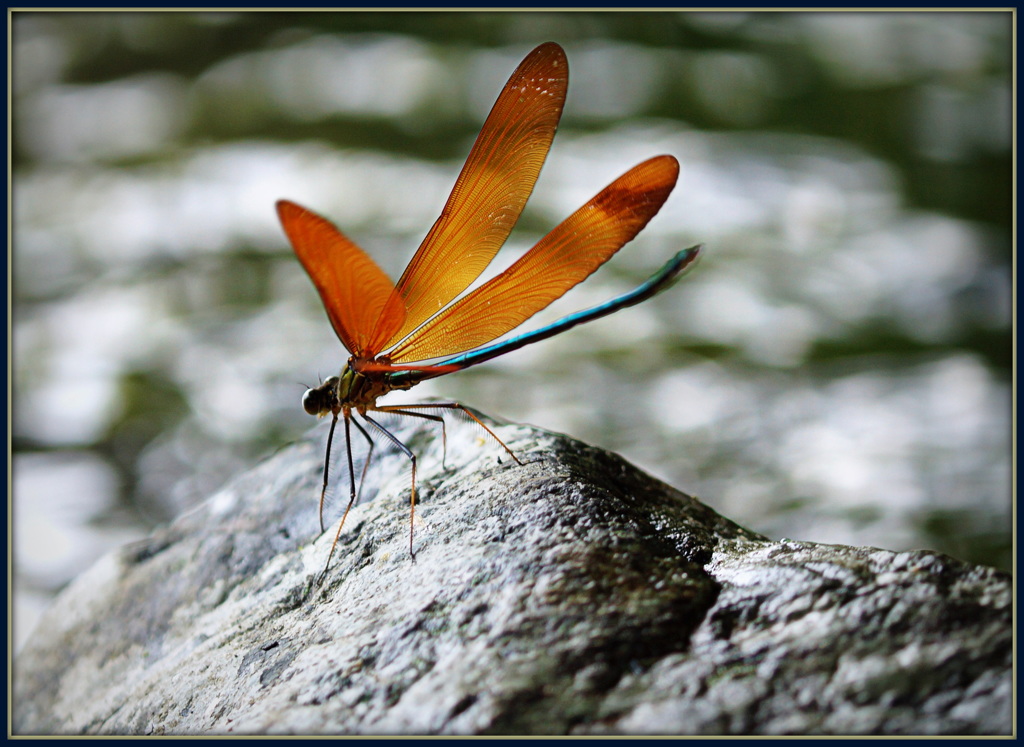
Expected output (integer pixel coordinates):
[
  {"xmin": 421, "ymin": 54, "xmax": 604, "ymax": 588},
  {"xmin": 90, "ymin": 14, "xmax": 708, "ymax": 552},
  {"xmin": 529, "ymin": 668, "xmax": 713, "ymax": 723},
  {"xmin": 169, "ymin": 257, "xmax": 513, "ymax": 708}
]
[{"xmin": 12, "ymin": 11, "xmax": 1012, "ymax": 650}]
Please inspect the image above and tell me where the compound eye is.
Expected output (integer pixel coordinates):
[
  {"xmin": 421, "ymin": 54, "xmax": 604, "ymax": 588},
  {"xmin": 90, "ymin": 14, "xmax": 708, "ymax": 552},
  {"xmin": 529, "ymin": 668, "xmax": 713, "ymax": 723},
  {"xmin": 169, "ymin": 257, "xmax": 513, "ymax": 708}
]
[{"xmin": 302, "ymin": 388, "xmax": 322, "ymax": 416}]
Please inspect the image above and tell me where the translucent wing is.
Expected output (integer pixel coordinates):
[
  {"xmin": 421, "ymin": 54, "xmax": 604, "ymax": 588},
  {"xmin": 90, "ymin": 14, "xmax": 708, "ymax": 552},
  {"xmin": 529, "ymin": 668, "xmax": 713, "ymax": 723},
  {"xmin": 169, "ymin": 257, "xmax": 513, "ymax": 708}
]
[
  {"xmin": 388, "ymin": 155, "xmax": 680, "ymax": 363},
  {"xmin": 277, "ymin": 200, "xmax": 401, "ymax": 358},
  {"xmin": 366, "ymin": 42, "xmax": 569, "ymax": 353}
]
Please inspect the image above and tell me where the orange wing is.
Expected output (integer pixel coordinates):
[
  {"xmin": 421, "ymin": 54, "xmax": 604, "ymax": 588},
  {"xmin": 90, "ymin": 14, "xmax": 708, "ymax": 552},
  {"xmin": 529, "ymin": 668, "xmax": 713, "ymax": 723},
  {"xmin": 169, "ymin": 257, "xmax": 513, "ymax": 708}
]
[
  {"xmin": 277, "ymin": 200, "xmax": 401, "ymax": 358},
  {"xmin": 388, "ymin": 155, "xmax": 680, "ymax": 363},
  {"xmin": 365, "ymin": 42, "xmax": 569, "ymax": 354}
]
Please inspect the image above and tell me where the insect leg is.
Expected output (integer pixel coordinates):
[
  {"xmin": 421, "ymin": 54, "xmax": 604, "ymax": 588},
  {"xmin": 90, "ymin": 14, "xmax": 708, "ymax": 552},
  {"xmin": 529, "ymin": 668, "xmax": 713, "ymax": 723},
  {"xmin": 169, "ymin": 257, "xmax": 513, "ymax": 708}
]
[
  {"xmin": 361, "ymin": 412, "xmax": 418, "ymax": 560},
  {"xmin": 376, "ymin": 406, "xmax": 448, "ymax": 467},
  {"xmin": 351, "ymin": 416, "xmax": 375, "ymax": 504},
  {"xmin": 319, "ymin": 409, "xmax": 358, "ymax": 585},
  {"xmin": 318, "ymin": 410, "xmax": 340, "ymax": 534},
  {"xmin": 388, "ymin": 402, "xmax": 523, "ymax": 466}
]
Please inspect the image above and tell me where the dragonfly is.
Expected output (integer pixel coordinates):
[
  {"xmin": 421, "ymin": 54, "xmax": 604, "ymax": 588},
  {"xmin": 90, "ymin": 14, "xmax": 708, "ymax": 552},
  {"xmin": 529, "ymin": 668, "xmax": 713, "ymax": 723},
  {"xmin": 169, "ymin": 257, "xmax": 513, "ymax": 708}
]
[{"xmin": 277, "ymin": 42, "xmax": 702, "ymax": 576}]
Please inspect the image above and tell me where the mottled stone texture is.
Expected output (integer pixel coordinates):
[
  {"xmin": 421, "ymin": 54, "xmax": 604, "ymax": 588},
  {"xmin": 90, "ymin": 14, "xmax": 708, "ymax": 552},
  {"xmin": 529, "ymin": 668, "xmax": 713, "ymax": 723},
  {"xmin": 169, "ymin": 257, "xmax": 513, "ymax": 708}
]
[{"xmin": 13, "ymin": 413, "xmax": 1012, "ymax": 736}]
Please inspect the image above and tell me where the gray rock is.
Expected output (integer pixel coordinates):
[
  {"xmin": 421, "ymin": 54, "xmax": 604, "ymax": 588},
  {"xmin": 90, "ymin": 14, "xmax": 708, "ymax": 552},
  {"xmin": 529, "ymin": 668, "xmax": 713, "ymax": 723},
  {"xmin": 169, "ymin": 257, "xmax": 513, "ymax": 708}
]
[{"xmin": 13, "ymin": 411, "xmax": 1012, "ymax": 736}]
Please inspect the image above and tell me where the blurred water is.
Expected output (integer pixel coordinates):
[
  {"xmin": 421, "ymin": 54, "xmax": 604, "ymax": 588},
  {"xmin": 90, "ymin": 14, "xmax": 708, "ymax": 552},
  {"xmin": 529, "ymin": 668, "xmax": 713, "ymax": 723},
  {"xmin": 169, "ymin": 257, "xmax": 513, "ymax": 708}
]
[{"xmin": 11, "ymin": 11, "xmax": 1012, "ymax": 652}]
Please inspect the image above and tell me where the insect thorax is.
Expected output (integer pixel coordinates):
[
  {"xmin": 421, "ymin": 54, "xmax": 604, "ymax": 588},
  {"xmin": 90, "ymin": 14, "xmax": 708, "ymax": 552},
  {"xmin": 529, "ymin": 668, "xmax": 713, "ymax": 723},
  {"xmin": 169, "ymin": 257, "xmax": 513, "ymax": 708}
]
[{"xmin": 338, "ymin": 356, "xmax": 409, "ymax": 408}]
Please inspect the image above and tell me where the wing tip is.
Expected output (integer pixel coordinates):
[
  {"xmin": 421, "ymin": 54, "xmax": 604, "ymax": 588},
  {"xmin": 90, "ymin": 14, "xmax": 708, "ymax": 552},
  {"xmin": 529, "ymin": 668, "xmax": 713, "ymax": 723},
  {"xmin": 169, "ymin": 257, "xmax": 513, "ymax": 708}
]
[
  {"xmin": 533, "ymin": 41, "xmax": 566, "ymax": 60},
  {"xmin": 276, "ymin": 198, "xmax": 304, "ymax": 222},
  {"xmin": 644, "ymin": 154, "xmax": 681, "ymax": 185}
]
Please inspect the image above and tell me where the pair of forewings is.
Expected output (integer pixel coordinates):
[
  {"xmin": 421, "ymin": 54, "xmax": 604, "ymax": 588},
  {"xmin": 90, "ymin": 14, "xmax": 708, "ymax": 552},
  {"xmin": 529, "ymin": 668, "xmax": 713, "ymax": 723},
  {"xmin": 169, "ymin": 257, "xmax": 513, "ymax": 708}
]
[{"xmin": 276, "ymin": 42, "xmax": 679, "ymax": 367}]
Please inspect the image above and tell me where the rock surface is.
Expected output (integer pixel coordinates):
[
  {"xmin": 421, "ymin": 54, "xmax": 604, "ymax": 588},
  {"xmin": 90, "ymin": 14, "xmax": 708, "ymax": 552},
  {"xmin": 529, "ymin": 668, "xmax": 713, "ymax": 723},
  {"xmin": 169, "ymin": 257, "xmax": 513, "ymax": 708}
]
[{"xmin": 13, "ymin": 412, "xmax": 1012, "ymax": 736}]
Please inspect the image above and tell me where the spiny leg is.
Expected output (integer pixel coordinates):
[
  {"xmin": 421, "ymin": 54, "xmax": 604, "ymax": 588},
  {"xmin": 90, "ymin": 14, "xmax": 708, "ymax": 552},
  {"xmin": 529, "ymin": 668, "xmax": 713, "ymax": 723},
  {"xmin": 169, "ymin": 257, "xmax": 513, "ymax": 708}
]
[
  {"xmin": 318, "ymin": 411, "xmax": 340, "ymax": 534},
  {"xmin": 318, "ymin": 409, "xmax": 358, "ymax": 585},
  {"xmin": 362, "ymin": 412, "xmax": 418, "ymax": 560},
  {"xmin": 377, "ymin": 406, "xmax": 448, "ymax": 467},
  {"xmin": 351, "ymin": 416, "xmax": 375, "ymax": 505},
  {"xmin": 383, "ymin": 401, "xmax": 523, "ymax": 467}
]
